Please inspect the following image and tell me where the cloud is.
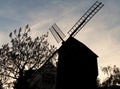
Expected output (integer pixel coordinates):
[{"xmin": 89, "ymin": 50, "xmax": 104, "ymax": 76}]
[
  {"xmin": 0, "ymin": 32, "xmax": 9, "ymax": 46},
  {"xmin": 27, "ymin": 0, "xmax": 89, "ymax": 38},
  {"xmin": 13, "ymin": 0, "xmax": 120, "ymax": 69},
  {"xmin": 0, "ymin": 0, "xmax": 120, "ymax": 81}
]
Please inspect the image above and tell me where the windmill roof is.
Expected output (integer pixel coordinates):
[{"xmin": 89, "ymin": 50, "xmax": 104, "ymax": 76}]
[{"xmin": 59, "ymin": 37, "xmax": 98, "ymax": 58}]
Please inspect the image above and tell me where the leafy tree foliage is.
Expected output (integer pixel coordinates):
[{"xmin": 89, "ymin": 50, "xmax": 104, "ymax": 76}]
[
  {"xmin": 101, "ymin": 65, "xmax": 120, "ymax": 88},
  {"xmin": 0, "ymin": 80, "xmax": 3, "ymax": 89},
  {"xmin": 96, "ymin": 78, "xmax": 101, "ymax": 88},
  {"xmin": 0, "ymin": 25, "xmax": 56, "ymax": 89}
]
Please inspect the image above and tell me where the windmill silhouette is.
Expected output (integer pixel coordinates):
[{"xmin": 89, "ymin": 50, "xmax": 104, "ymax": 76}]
[{"xmin": 44, "ymin": 1, "xmax": 104, "ymax": 89}]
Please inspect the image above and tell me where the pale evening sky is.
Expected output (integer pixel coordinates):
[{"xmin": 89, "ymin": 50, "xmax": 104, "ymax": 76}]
[{"xmin": 0, "ymin": 0, "xmax": 120, "ymax": 81}]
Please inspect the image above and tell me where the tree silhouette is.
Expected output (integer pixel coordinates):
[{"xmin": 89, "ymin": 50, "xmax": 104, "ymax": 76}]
[
  {"xmin": 101, "ymin": 65, "xmax": 120, "ymax": 88},
  {"xmin": 96, "ymin": 78, "xmax": 101, "ymax": 88},
  {"xmin": 0, "ymin": 25, "xmax": 56, "ymax": 89},
  {"xmin": 0, "ymin": 80, "xmax": 3, "ymax": 89}
]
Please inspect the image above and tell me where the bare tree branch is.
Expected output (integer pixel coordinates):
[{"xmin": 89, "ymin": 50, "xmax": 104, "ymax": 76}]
[{"xmin": 0, "ymin": 73, "xmax": 17, "ymax": 79}]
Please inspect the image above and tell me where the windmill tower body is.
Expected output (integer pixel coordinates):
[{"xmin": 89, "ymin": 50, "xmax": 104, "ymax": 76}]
[
  {"xmin": 56, "ymin": 37, "xmax": 98, "ymax": 89},
  {"xmin": 48, "ymin": 1, "xmax": 104, "ymax": 89}
]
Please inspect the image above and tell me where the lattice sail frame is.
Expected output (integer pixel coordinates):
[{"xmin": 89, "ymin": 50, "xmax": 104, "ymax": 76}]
[
  {"xmin": 68, "ymin": 1, "xmax": 104, "ymax": 37},
  {"xmin": 29, "ymin": 1, "xmax": 104, "ymax": 82}
]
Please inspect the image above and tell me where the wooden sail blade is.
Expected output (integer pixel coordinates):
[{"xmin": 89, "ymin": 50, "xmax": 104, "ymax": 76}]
[{"xmin": 49, "ymin": 23, "xmax": 65, "ymax": 43}]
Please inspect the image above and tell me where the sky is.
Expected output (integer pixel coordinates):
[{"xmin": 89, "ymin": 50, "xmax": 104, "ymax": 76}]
[{"xmin": 0, "ymin": 0, "xmax": 120, "ymax": 81}]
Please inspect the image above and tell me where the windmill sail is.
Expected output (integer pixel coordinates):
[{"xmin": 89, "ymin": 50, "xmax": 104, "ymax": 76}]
[
  {"xmin": 26, "ymin": 1, "xmax": 104, "ymax": 89},
  {"xmin": 68, "ymin": 1, "xmax": 104, "ymax": 37},
  {"xmin": 49, "ymin": 23, "xmax": 65, "ymax": 43}
]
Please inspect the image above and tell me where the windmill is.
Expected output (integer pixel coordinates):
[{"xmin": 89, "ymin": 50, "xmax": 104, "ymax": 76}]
[{"xmin": 44, "ymin": 1, "xmax": 104, "ymax": 89}]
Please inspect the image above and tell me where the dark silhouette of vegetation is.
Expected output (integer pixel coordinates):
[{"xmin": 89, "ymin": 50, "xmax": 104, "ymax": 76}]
[
  {"xmin": 0, "ymin": 25, "xmax": 119, "ymax": 89},
  {"xmin": 96, "ymin": 78, "xmax": 101, "ymax": 88},
  {"xmin": 0, "ymin": 25, "xmax": 56, "ymax": 89},
  {"xmin": 97, "ymin": 65, "xmax": 120, "ymax": 89},
  {"xmin": 0, "ymin": 80, "xmax": 3, "ymax": 89},
  {"xmin": 102, "ymin": 65, "xmax": 120, "ymax": 88}
]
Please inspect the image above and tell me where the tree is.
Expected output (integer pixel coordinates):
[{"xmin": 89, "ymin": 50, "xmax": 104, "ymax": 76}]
[
  {"xmin": 0, "ymin": 80, "xmax": 3, "ymax": 89},
  {"xmin": 101, "ymin": 65, "xmax": 120, "ymax": 88},
  {"xmin": 96, "ymin": 78, "xmax": 101, "ymax": 88},
  {"xmin": 0, "ymin": 25, "xmax": 56, "ymax": 89}
]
